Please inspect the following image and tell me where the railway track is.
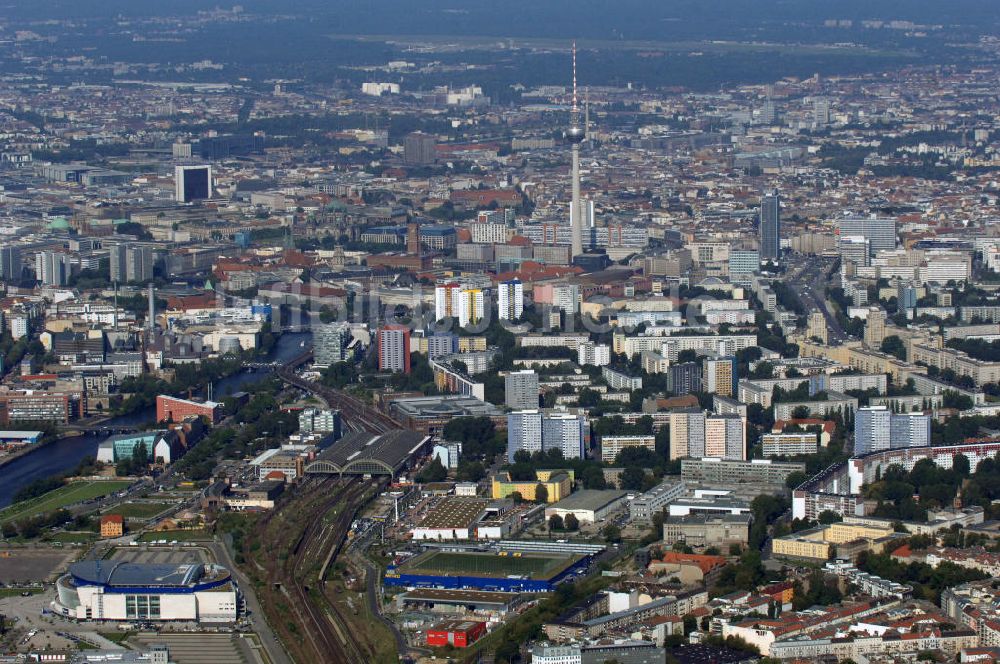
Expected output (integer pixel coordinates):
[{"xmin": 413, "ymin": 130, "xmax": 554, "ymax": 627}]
[
  {"xmin": 254, "ymin": 474, "xmax": 383, "ymax": 664},
  {"xmin": 251, "ymin": 477, "xmax": 359, "ymax": 663},
  {"xmin": 275, "ymin": 365, "xmax": 401, "ymax": 434},
  {"xmin": 314, "ymin": 479, "xmax": 376, "ymax": 663}
]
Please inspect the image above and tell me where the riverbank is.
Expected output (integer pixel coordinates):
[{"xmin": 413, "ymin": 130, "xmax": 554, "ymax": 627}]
[
  {"xmin": 0, "ymin": 437, "xmax": 59, "ymax": 471},
  {"xmin": 0, "ymin": 332, "xmax": 310, "ymax": 508}
]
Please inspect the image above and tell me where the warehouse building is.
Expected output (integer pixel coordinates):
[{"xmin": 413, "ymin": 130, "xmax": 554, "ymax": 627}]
[
  {"xmin": 410, "ymin": 497, "xmax": 489, "ymax": 541},
  {"xmin": 395, "ymin": 588, "xmax": 522, "ymax": 615},
  {"xmin": 388, "ymin": 394, "xmax": 504, "ymax": 436},
  {"xmin": 426, "ymin": 619, "xmax": 487, "ymax": 648},
  {"xmin": 545, "ymin": 490, "xmax": 629, "ymax": 524}
]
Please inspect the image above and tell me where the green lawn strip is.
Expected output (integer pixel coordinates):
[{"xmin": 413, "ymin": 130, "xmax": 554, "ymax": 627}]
[{"xmin": 0, "ymin": 481, "xmax": 131, "ymax": 525}]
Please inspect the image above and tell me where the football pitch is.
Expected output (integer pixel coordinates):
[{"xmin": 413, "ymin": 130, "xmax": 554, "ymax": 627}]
[{"xmin": 404, "ymin": 550, "xmax": 576, "ymax": 579}]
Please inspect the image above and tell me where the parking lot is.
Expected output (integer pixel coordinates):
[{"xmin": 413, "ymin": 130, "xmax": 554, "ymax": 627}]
[
  {"xmin": 0, "ymin": 548, "xmax": 76, "ymax": 584},
  {"xmin": 131, "ymin": 632, "xmax": 263, "ymax": 664},
  {"xmin": 107, "ymin": 545, "xmax": 213, "ymax": 565}
]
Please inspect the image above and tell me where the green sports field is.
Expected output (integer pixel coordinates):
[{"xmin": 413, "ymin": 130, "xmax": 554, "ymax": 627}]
[
  {"xmin": 403, "ymin": 550, "xmax": 577, "ymax": 579},
  {"xmin": 0, "ymin": 480, "xmax": 132, "ymax": 525}
]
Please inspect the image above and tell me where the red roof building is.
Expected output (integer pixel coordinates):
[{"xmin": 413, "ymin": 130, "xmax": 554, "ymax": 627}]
[
  {"xmin": 156, "ymin": 395, "xmax": 223, "ymax": 425},
  {"xmin": 426, "ymin": 620, "xmax": 486, "ymax": 648}
]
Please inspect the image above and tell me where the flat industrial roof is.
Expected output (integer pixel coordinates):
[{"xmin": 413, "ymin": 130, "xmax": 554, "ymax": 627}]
[
  {"xmin": 549, "ymin": 489, "xmax": 628, "ymax": 512},
  {"xmin": 390, "ymin": 394, "xmax": 502, "ymax": 418},
  {"xmin": 418, "ymin": 497, "xmax": 488, "ymax": 530},
  {"xmin": 399, "ymin": 588, "xmax": 519, "ymax": 606}
]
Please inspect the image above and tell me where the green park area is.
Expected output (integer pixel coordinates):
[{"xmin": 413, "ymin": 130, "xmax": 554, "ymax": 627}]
[{"xmin": 0, "ymin": 480, "xmax": 131, "ymax": 525}]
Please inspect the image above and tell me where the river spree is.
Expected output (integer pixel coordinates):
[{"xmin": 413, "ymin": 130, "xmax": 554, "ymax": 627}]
[{"xmin": 0, "ymin": 332, "xmax": 310, "ymax": 507}]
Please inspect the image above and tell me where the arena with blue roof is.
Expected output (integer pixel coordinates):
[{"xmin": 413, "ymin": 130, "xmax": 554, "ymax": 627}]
[{"xmin": 55, "ymin": 561, "xmax": 239, "ymax": 623}]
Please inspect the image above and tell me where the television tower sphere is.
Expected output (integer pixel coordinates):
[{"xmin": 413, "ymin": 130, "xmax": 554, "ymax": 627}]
[{"xmin": 565, "ymin": 125, "xmax": 585, "ymax": 143}]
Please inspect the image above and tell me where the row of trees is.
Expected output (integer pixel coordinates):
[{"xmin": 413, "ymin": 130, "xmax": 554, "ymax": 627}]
[
  {"xmin": 860, "ymin": 452, "xmax": 1000, "ymax": 522},
  {"xmin": 174, "ymin": 378, "xmax": 299, "ymax": 481},
  {"xmin": 857, "ymin": 542, "xmax": 987, "ymax": 603}
]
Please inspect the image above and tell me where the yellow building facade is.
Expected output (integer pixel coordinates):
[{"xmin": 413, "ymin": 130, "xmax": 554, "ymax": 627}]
[{"xmin": 491, "ymin": 470, "xmax": 572, "ymax": 503}]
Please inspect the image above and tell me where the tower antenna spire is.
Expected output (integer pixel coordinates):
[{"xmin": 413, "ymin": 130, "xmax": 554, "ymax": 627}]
[
  {"xmin": 572, "ymin": 41, "xmax": 578, "ymax": 113},
  {"xmin": 566, "ymin": 41, "xmax": 584, "ymax": 260}
]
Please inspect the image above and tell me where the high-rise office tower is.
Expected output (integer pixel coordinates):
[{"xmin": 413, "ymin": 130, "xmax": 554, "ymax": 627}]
[
  {"xmin": 838, "ymin": 235, "xmax": 871, "ymax": 268},
  {"xmin": 759, "ymin": 190, "xmax": 781, "ymax": 261},
  {"xmin": 728, "ymin": 249, "xmax": 760, "ymax": 285},
  {"xmin": 506, "ymin": 409, "xmax": 586, "ymax": 461},
  {"xmin": 550, "ymin": 284, "xmax": 581, "ymax": 314},
  {"xmin": 434, "ymin": 283, "xmax": 484, "ymax": 327},
  {"xmin": 855, "ymin": 406, "xmax": 930, "ymax": 455},
  {"xmin": 457, "ymin": 289, "xmax": 484, "ymax": 328},
  {"xmin": 147, "ymin": 283, "xmax": 155, "ymax": 332},
  {"xmin": 669, "ymin": 408, "xmax": 707, "ymax": 460},
  {"xmin": 314, "ymin": 323, "xmax": 350, "ymax": 367},
  {"xmin": 0, "ymin": 245, "xmax": 22, "ymax": 282},
  {"xmin": 864, "ymin": 307, "xmax": 887, "ymax": 349},
  {"xmin": 566, "ymin": 43, "xmax": 585, "ymax": 259},
  {"xmin": 897, "ymin": 283, "xmax": 918, "ymax": 311},
  {"xmin": 109, "ymin": 244, "xmax": 154, "ymax": 284},
  {"xmin": 507, "ymin": 410, "xmax": 543, "ymax": 460},
  {"xmin": 497, "ymin": 279, "xmax": 524, "ymax": 320},
  {"xmin": 665, "ymin": 362, "xmax": 703, "ymax": 395},
  {"xmin": 109, "ymin": 244, "xmax": 126, "ymax": 283},
  {"xmin": 435, "ymin": 283, "xmax": 459, "ymax": 322},
  {"xmin": 760, "ymin": 96, "xmax": 777, "ymax": 125},
  {"xmin": 705, "ymin": 413, "xmax": 746, "ymax": 460},
  {"xmin": 377, "ymin": 325, "xmax": 411, "ymax": 373},
  {"xmin": 837, "ymin": 217, "xmax": 896, "ymax": 255},
  {"xmin": 175, "ymin": 165, "xmax": 212, "ymax": 202},
  {"xmin": 813, "ymin": 98, "xmax": 831, "ymax": 126},
  {"xmin": 807, "ymin": 311, "xmax": 829, "ymax": 344},
  {"xmin": 889, "ymin": 412, "xmax": 931, "ymax": 449},
  {"xmin": 35, "ymin": 251, "xmax": 71, "ymax": 286},
  {"xmin": 403, "ymin": 132, "xmax": 437, "ymax": 165},
  {"xmin": 854, "ymin": 406, "xmax": 892, "ymax": 455},
  {"xmin": 542, "ymin": 412, "xmax": 585, "ymax": 460},
  {"xmin": 504, "ymin": 370, "xmax": 539, "ymax": 410},
  {"xmin": 703, "ymin": 356, "xmax": 738, "ymax": 397}
]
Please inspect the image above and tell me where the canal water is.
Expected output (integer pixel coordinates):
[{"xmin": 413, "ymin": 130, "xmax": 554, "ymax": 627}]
[{"xmin": 0, "ymin": 332, "xmax": 311, "ymax": 507}]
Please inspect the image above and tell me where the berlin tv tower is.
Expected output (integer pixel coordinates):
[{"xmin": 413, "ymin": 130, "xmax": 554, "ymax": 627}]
[{"xmin": 566, "ymin": 42, "xmax": 585, "ymax": 259}]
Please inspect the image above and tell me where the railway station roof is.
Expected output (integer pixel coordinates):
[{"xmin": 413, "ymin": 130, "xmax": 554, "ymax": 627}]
[{"xmin": 305, "ymin": 429, "xmax": 429, "ymax": 476}]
